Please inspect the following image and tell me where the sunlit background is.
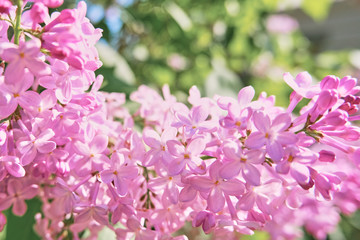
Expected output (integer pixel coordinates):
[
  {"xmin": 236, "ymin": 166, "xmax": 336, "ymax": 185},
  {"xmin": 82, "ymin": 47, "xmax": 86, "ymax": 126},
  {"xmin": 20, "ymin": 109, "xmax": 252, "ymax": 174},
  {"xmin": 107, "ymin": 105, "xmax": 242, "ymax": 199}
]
[
  {"xmin": 16, "ymin": 0, "xmax": 360, "ymax": 239},
  {"xmin": 59, "ymin": 0, "xmax": 360, "ymax": 108}
]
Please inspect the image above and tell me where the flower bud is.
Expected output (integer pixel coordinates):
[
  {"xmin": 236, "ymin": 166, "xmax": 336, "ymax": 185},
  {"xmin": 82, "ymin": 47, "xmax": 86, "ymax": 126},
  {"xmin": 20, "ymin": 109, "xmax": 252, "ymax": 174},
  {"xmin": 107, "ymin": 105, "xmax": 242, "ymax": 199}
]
[
  {"xmin": 192, "ymin": 211, "xmax": 216, "ymax": 234},
  {"xmin": 320, "ymin": 75, "xmax": 339, "ymax": 90},
  {"xmin": 318, "ymin": 150, "xmax": 335, "ymax": 162},
  {"xmin": 0, "ymin": 0, "xmax": 12, "ymax": 14},
  {"xmin": 30, "ymin": 2, "xmax": 48, "ymax": 25}
]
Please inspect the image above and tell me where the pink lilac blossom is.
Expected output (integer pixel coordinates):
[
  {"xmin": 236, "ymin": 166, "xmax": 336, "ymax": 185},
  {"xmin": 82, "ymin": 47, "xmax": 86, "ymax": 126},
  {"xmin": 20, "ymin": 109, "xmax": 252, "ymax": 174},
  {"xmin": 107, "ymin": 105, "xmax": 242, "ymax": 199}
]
[{"xmin": 1, "ymin": 1, "xmax": 360, "ymax": 240}]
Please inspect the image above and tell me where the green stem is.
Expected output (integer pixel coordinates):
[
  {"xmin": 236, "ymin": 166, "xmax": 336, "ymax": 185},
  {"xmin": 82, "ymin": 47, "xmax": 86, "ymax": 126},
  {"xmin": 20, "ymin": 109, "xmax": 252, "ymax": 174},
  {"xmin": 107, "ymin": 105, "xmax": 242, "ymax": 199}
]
[
  {"xmin": 142, "ymin": 166, "xmax": 151, "ymax": 209},
  {"xmin": 14, "ymin": 0, "xmax": 23, "ymax": 45},
  {"xmin": 143, "ymin": 166, "xmax": 149, "ymax": 182}
]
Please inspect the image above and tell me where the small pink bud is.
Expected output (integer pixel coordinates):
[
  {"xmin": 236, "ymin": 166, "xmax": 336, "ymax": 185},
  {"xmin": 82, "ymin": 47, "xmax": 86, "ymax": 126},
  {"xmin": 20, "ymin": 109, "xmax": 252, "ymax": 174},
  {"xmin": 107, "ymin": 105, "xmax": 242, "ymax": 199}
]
[
  {"xmin": 192, "ymin": 211, "xmax": 216, "ymax": 234},
  {"xmin": 44, "ymin": 0, "xmax": 64, "ymax": 8},
  {"xmin": 0, "ymin": 0, "xmax": 12, "ymax": 14},
  {"xmin": 320, "ymin": 75, "xmax": 339, "ymax": 90},
  {"xmin": 30, "ymin": 2, "xmax": 48, "ymax": 25},
  {"xmin": 318, "ymin": 150, "xmax": 335, "ymax": 162},
  {"xmin": 323, "ymin": 110, "xmax": 348, "ymax": 126},
  {"xmin": 44, "ymin": 9, "xmax": 76, "ymax": 31}
]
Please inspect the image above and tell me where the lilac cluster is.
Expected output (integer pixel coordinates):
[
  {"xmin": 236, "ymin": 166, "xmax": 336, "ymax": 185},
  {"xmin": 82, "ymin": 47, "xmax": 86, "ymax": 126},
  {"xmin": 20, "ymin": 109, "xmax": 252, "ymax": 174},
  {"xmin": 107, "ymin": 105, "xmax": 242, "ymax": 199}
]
[{"xmin": 1, "ymin": 1, "xmax": 360, "ymax": 240}]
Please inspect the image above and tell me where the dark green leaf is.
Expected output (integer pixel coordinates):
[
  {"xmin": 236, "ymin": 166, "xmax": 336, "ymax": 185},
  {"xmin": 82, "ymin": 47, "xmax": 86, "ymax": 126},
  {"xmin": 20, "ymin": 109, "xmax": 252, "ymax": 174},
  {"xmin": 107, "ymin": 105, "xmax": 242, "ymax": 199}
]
[{"xmin": 5, "ymin": 198, "xmax": 42, "ymax": 240}]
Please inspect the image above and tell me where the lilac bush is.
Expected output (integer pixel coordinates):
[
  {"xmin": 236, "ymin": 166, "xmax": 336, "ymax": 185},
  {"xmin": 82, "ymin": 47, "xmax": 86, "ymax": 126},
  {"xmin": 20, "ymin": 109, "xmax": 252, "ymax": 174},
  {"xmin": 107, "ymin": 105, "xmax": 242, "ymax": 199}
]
[{"xmin": 1, "ymin": 1, "xmax": 360, "ymax": 239}]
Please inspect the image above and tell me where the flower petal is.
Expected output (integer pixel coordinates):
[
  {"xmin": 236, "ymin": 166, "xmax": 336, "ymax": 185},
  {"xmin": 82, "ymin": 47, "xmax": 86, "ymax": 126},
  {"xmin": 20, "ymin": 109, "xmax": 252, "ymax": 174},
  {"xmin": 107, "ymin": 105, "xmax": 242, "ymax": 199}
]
[
  {"xmin": 253, "ymin": 111, "xmax": 270, "ymax": 133},
  {"xmin": 276, "ymin": 132, "xmax": 297, "ymax": 145},
  {"xmin": 191, "ymin": 105, "xmax": 209, "ymax": 124},
  {"xmin": 190, "ymin": 176, "xmax": 213, "ymax": 192},
  {"xmin": 167, "ymin": 140, "xmax": 184, "ymax": 157},
  {"xmin": 36, "ymin": 141, "xmax": 56, "ymax": 153},
  {"xmin": 167, "ymin": 158, "xmax": 186, "ymax": 176},
  {"xmin": 100, "ymin": 170, "xmax": 114, "ymax": 184},
  {"xmin": 143, "ymin": 129, "xmax": 161, "ymax": 149},
  {"xmin": 219, "ymin": 161, "xmax": 242, "ymax": 180},
  {"xmin": 5, "ymin": 161, "xmax": 25, "ymax": 178},
  {"xmin": 186, "ymin": 138, "xmax": 206, "ymax": 156},
  {"xmin": 238, "ymin": 86, "xmax": 255, "ymax": 107},
  {"xmin": 221, "ymin": 179, "xmax": 245, "ymax": 196},
  {"xmin": 12, "ymin": 198, "xmax": 27, "ymax": 216},
  {"xmin": 90, "ymin": 135, "xmax": 108, "ymax": 154},
  {"xmin": 266, "ymin": 141, "xmax": 283, "ymax": 161},
  {"xmin": 208, "ymin": 187, "xmax": 225, "ymax": 213},
  {"xmin": 271, "ymin": 113, "xmax": 291, "ymax": 132},
  {"xmin": 242, "ymin": 164, "xmax": 261, "ymax": 186},
  {"xmin": 0, "ymin": 197, "xmax": 14, "ymax": 211},
  {"xmin": 21, "ymin": 184, "xmax": 38, "ymax": 199},
  {"xmin": 246, "ymin": 132, "xmax": 266, "ymax": 149},
  {"xmin": 179, "ymin": 186, "xmax": 197, "ymax": 202},
  {"xmin": 290, "ymin": 163, "xmax": 310, "ymax": 186},
  {"xmin": 222, "ymin": 141, "xmax": 241, "ymax": 161},
  {"xmin": 236, "ymin": 192, "xmax": 255, "ymax": 211}
]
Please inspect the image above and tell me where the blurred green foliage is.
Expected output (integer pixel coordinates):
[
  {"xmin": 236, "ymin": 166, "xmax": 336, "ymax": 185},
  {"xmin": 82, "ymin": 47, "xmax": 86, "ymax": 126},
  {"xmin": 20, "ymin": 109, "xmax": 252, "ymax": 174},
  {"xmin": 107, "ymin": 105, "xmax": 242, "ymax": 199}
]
[{"xmin": 66, "ymin": 0, "xmax": 355, "ymax": 108}]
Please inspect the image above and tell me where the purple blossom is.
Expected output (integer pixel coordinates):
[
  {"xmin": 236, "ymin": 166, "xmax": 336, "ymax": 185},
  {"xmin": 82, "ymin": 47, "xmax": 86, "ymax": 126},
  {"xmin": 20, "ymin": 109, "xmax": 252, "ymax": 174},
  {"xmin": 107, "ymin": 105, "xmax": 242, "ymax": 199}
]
[
  {"xmin": 165, "ymin": 137, "xmax": 206, "ymax": 175},
  {"xmin": 246, "ymin": 112, "xmax": 297, "ymax": 161},
  {"xmin": 189, "ymin": 161, "xmax": 245, "ymax": 213},
  {"xmin": 0, "ymin": 179, "xmax": 38, "ymax": 216}
]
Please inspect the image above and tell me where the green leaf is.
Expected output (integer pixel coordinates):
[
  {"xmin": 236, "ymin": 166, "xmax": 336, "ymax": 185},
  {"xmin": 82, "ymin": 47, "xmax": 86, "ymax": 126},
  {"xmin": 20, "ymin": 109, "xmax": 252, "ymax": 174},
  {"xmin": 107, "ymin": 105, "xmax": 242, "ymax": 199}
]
[
  {"xmin": 5, "ymin": 198, "xmax": 42, "ymax": 240},
  {"xmin": 302, "ymin": 0, "xmax": 332, "ymax": 21},
  {"xmin": 97, "ymin": 66, "xmax": 136, "ymax": 94}
]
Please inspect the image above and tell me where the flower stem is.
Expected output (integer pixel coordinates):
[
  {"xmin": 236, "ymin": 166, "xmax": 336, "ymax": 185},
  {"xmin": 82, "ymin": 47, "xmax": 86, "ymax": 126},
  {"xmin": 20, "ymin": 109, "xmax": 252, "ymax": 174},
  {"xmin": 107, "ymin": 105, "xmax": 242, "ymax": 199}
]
[{"xmin": 14, "ymin": 0, "xmax": 23, "ymax": 45}]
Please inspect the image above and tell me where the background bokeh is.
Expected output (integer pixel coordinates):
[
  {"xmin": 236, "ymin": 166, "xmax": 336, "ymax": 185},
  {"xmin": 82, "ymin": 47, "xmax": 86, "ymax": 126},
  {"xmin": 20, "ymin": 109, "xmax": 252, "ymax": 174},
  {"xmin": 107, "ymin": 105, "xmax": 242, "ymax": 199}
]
[
  {"xmin": 3, "ymin": 0, "xmax": 360, "ymax": 239},
  {"xmin": 60, "ymin": 0, "xmax": 360, "ymax": 109}
]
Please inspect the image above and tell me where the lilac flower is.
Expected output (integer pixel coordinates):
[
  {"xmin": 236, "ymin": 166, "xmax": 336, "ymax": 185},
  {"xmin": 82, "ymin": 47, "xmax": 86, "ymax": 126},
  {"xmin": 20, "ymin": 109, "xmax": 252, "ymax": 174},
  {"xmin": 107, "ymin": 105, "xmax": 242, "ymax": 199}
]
[
  {"xmin": 71, "ymin": 204, "xmax": 108, "ymax": 233},
  {"xmin": 220, "ymin": 140, "xmax": 264, "ymax": 186},
  {"xmin": 116, "ymin": 216, "xmax": 158, "ymax": 240},
  {"xmin": 309, "ymin": 168, "xmax": 341, "ymax": 201},
  {"xmin": 51, "ymin": 177, "xmax": 80, "ymax": 214},
  {"xmin": 189, "ymin": 161, "xmax": 245, "ymax": 213},
  {"xmin": 149, "ymin": 201, "xmax": 186, "ymax": 233},
  {"xmin": 275, "ymin": 147, "xmax": 317, "ymax": 189},
  {"xmin": 236, "ymin": 179, "xmax": 283, "ymax": 215},
  {"xmin": 0, "ymin": 156, "xmax": 25, "ymax": 180},
  {"xmin": 217, "ymin": 86, "xmax": 256, "ymax": 133},
  {"xmin": 0, "ymin": 39, "xmax": 50, "ymax": 85},
  {"xmin": 165, "ymin": 137, "xmax": 206, "ymax": 175},
  {"xmin": 39, "ymin": 60, "xmax": 93, "ymax": 105},
  {"xmin": 16, "ymin": 128, "xmax": 56, "ymax": 166},
  {"xmin": 172, "ymin": 105, "xmax": 216, "ymax": 138},
  {"xmin": 148, "ymin": 173, "xmax": 182, "ymax": 204},
  {"xmin": 142, "ymin": 127, "xmax": 177, "ymax": 167},
  {"xmin": 283, "ymin": 72, "xmax": 320, "ymax": 99},
  {"xmin": 0, "ymin": 73, "xmax": 41, "ymax": 119},
  {"xmin": 72, "ymin": 134, "xmax": 109, "ymax": 175},
  {"xmin": 192, "ymin": 211, "xmax": 216, "ymax": 234},
  {"xmin": 283, "ymin": 72, "xmax": 321, "ymax": 113},
  {"xmin": 107, "ymin": 193, "xmax": 135, "ymax": 224},
  {"xmin": 0, "ymin": 179, "xmax": 38, "ymax": 216},
  {"xmin": 100, "ymin": 152, "xmax": 138, "ymax": 196},
  {"xmin": 246, "ymin": 111, "xmax": 297, "ymax": 161}
]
